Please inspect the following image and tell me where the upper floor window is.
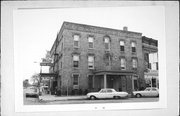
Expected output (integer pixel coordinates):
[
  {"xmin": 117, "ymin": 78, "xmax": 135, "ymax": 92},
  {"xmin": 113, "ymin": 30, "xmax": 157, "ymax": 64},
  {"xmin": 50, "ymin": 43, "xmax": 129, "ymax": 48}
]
[
  {"xmin": 120, "ymin": 58, "xmax": 126, "ymax": 70},
  {"xmin": 104, "ymin": 37, "xmax": 110, "ymax": 51},
  {"xmin": 88, "ymin": 56, "xmax": 94, "ymax": 69},
  {"xmin": 88, "ymin": 36, "xmax": 94, "ymax": 49},
  {"xmin": 132, "ymin": 58, "xmax": 137, "ymax": 68},
  {"xmin": 120, "ymin": 41, "xmax": 125, "ymax": 52},
  {"xmin": 73, "ymin": 74, "xmax": 79, "ymax": 85},
  {"xmin": 104, "ymin": 54, "xmax": 111, "ymax": 66},
  {"xmin": 73, "ymin": 55, "xmax": 79, "ymax": 68},
  {"xmin": 73, "ymin": 35, "xmax": 80, "ymax": 48},
  {"xmin": 131, "ymin": 42, "xmax": 136, "ymax": 53}
]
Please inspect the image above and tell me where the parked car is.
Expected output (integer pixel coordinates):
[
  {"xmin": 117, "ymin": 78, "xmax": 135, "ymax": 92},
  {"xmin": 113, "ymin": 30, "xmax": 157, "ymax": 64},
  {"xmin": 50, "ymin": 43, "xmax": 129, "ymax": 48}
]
[
  {"xmin": 133, "ymin": 87, "xmax": 159, "ymax": 98},
  {"xmin": 87, "ymin": 88, "xmax": 128, "ymax": 100},
  {"xmin": 25, "ymin": 86, "xmax": 39, "ymax": 98}
]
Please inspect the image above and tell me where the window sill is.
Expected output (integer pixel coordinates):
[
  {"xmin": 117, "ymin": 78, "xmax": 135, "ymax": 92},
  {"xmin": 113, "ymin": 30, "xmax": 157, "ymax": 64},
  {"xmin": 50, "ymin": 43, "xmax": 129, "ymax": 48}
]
[
  {"xmin": 131, "ymin": 52, "xmax": 137, "ymax": 55},
  {"xmin": 88, "ymin": 48, "xmax": 94, "ymax": 50},
  {"xmin": 73, "ymin": 67, "xmax": 80, "ymax": 70},
  {"xmin": 88, "ymin": 68, "xmax": 94, "ymax": 70}
]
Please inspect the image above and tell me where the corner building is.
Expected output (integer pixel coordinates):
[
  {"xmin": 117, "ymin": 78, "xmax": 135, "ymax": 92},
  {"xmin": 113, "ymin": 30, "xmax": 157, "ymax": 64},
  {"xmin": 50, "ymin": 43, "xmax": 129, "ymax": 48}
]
[{"xmin": 50, "ymin": 22, "xmax": 153, "ymax": 95}]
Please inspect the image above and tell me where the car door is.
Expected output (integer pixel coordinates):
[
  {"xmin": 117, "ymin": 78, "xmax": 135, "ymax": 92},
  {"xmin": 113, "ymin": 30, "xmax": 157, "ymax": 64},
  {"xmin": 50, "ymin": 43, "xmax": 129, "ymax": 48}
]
[
  {"xmin": 106, "ymin": 89, "xmax": 114, "ymax": 98},
  {"xmin": 97, "ymin": 89, "xmax": 107, "ymax": 99},
  {"xmin": 143, "ymin": 88, "xmax": 151, "ymax": 96}
]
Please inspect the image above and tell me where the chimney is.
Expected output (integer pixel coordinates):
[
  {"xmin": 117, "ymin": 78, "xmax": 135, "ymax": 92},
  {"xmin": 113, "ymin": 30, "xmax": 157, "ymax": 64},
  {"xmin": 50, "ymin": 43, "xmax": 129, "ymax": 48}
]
[{"xmin": 123, "ymin": 26, "xmax": 128, "ymax": 31}]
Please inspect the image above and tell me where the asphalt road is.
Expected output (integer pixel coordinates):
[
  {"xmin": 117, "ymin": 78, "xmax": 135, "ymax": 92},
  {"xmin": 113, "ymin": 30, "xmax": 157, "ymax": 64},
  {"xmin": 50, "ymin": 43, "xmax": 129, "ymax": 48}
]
[{"xmin": 24, "ymin": 97, "xmax": 159, "ymax": 105}]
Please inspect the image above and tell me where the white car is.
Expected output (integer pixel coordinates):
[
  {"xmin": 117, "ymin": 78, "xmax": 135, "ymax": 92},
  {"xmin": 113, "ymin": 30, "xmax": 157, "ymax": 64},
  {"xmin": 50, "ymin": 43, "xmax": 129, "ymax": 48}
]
[
  {"xmin": 25, "ymin": 86, "xmax": 39, "ymax": 98},
  {"xmin": 87, "ymin": 88, "xmax": 128, "ymax": 100},
  {"xmin": 133, "ymin": 87, "xmax": 159, "ymax": 98}
]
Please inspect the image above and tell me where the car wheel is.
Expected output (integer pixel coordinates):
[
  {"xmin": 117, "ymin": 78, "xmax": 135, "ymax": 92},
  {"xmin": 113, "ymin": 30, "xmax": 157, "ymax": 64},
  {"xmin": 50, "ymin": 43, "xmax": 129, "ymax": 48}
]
[
  {"xmin": 136, "ymin": 94, "xmax": 141, "ymax": 98},
  {"xmin": 90, "ymin": 96, "xmax": 96, "ymax": 100},
  {"xmin": 113, "ymin": 96, "xmax": 120, "ymax": 99}
]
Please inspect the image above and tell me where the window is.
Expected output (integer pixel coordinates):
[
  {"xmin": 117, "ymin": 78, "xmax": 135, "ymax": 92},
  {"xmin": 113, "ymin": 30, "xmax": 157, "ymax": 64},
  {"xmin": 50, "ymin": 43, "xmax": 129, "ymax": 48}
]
[
  {"xmin": 61, "ymin": 43, "xmax": 63, "ymax": 51},
  {"xmin": 131, "ymin": 42, "xmax": 136, "ymax": 52},
  {"xmin": 100, "ymin": 89, "xmax": 106, "ymax": 93},
  {"xmin": 88, "ymin": 56, "xmax": 94, "ymax": 69},
  {"xmin": 145, "ymin": 88, "xmax": 151, "ymax": 91},
  {"xmin": 88, "ymin": 36, "xmax": 94, "ymax": 49},
  {"xmin": 73, "ymin": 35, "xmax": 79, "ymax": 48},
  {"xmin": 132, "ymin": 58, "xmax": 137, "ymax": 68},
  {"xmin": 73, "ymin": 74, "xmax": 79, "ymax": 85},
  {"xmin": 105, "ymin": 54, "xmax": 111, "ymax": 66},
  {"xmin": 120, "ymin": 58, "xmax": 126, "ymax": 70},
  {"xmin": 73, "ymin": 55, "xmax": 79, "ymax": 68},
  {"xmin": 60, "ymin": 61, "xmax": 62, "ymax": 68},
  {"xmin": 107, "ymin": 89, "xmax": 113, "ymax": 93},
  {"xmin": 120, "ymin": 41, "xmax": 125, "ymax": 52},
  {"xmin": 104, "ymin": 37, "xmax": 110, "ymax": 50}
]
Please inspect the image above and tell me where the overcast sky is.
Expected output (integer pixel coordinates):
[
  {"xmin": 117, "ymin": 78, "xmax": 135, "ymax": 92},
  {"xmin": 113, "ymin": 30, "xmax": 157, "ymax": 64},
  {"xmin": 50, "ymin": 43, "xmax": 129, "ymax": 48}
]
[{"xmin": 13, "ymin": 6, "xmax": 165, "ymax": 80}]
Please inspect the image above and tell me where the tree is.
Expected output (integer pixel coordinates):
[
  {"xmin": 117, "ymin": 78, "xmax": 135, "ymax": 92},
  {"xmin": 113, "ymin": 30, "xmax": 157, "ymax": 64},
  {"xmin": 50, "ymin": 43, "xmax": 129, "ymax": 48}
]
[
  {"xmin": 30, "ymin": 73, "xmax": 40, "ymax": 87},
  {"xmin": 23, "ymin": 79, "xmax": 29, "ymax": 88},
  {"xmin": 41, "ymin": 50, "xmax": 52, "ymax": 63}
]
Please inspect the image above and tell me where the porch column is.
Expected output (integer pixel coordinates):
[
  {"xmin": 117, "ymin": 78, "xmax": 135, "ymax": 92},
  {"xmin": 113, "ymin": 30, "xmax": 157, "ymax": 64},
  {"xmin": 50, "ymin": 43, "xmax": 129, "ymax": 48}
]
[
  {"xmin": 104, "ymin": 74, "xmax": 107, "ymax": 89},
  {"xmin": 131, "ymin": 76, "xmax": 134, "ymax": 91}
]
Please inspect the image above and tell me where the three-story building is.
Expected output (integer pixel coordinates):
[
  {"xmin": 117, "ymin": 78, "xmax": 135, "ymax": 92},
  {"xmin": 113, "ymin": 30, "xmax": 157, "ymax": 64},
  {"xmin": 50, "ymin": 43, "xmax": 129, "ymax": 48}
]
[{"xmin": 49, "ymin": 21, "xmax": 158, "ymax": 95}]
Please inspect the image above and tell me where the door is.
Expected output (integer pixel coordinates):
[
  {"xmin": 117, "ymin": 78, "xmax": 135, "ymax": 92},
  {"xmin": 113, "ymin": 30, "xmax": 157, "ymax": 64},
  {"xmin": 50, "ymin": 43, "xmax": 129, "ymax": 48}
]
[
  {"xmin": 121, "ymin": 76, "xmax": 127, "ymax": 92},
  {"xmin": 108, "ymin": 76, "xmax": 114, "ymax": 88},
  {"xmin": 97, "ymin": 89, "xmax": 107, "ymax": 98}
]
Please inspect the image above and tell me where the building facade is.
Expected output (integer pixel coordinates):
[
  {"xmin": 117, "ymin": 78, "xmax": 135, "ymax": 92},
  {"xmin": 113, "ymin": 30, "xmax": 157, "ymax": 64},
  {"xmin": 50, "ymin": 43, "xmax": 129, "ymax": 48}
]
[
  {"xmin": 49, "ymin": 22, "xmax": 158, "ymax": 95},
  {"xmin": 142, "ymin": 36, "xmax": 159, "ymax": 88}
]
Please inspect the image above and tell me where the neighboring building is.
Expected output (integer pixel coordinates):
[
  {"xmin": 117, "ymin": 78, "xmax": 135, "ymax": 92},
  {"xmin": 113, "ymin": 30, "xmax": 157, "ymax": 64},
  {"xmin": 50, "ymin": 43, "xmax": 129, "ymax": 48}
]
[
  {"xmin": 49, "ymin": 21, "xmax": 158, "ymax": 95},
  {"xmin": 142, "ymin": 36, "xmax": 159, "ymax": 88}
]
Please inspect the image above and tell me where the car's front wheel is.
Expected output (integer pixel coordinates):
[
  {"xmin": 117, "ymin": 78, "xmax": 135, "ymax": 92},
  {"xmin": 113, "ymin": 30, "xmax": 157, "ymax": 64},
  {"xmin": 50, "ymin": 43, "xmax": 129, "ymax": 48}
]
[
  {"xmin": 136, "ymin": 93, "xmax": 142, "ymax": 98},
  {"xmin": 90, "ymin": 96, "xmax": 96, "ymax": 100}
]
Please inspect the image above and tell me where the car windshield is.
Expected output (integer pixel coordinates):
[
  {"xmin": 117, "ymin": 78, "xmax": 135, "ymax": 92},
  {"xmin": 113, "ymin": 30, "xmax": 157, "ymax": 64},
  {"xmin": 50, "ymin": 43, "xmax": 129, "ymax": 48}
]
[
  {"xmin": 145, "ymin": 88, "xmax": 151, "ymax": 91},
  {"xmin": 100, "ymin": 89, "xmax": 106, "ymax": 93},
  {"xmin": 152, "ymin": 88, "xmax": 157, "ymax": 91}
]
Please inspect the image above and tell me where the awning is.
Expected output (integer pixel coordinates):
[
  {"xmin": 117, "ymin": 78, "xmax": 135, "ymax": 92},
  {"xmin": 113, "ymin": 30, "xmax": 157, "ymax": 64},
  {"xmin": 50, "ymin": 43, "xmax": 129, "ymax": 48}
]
[{"xmin": 40, "ymin": 73, "xmax": 58, "ymax": 77}]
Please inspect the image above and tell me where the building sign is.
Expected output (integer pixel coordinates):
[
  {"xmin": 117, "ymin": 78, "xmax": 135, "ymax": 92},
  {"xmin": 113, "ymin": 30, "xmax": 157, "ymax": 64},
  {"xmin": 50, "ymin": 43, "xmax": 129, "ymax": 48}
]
[{"xmin": 40, "ymin": 62, "xmax": 53, "ymax": 66}]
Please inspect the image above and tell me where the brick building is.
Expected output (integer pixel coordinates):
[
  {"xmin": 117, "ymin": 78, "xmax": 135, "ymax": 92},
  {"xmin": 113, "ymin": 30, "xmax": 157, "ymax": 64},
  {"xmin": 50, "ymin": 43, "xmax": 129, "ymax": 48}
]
[{"xmin": 49, "ymin": 21, "xmax": 158, "ymax": 95}]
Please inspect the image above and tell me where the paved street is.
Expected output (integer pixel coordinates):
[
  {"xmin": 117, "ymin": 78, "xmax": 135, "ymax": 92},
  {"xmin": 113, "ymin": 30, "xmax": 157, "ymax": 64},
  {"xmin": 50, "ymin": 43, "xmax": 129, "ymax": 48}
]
[{"xmin": 24, "ymin": 95, "xmax": 159, "ymax": 105}]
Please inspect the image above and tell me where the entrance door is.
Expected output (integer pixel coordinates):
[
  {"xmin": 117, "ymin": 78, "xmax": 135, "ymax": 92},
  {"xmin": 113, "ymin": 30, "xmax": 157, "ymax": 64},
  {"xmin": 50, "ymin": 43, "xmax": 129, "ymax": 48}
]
[
  {"xmin": 134, "ymin": 79, "xmax": 138, "ymax": 91},
  {"xmin": 109, "ymin": 77, "xmax": 114, "ymax": 88},
  {"xmin": 121, "ymin": 76, "xmax": 127, "ymax": 92}
]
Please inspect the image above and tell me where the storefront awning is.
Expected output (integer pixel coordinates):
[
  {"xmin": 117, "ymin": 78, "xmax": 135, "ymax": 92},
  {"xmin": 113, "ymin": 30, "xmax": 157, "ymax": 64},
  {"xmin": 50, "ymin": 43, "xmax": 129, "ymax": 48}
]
[{"xmin": 40, "ymin": 73, "xmax": 58, "ymax": 77}]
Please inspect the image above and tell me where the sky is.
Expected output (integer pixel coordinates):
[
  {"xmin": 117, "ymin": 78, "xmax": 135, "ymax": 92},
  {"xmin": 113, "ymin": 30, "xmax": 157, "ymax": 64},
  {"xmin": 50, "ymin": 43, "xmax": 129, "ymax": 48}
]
[{"xmin": 13, "ymin": 6, "xmax": 165, "ymax": 80}]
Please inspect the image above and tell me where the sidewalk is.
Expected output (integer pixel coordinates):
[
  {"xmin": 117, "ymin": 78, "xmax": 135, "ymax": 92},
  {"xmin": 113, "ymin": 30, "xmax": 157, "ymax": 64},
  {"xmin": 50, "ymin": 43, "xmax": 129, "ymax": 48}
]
[{"xmin": 39, "ymin": 94, "xmax": 87, "ymax": 101}]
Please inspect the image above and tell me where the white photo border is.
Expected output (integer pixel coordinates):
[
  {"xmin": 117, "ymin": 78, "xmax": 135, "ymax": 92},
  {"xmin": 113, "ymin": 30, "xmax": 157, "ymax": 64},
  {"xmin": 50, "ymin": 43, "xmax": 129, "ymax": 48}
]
[{"xmin": 13, "ymin": 6, "xmax": 167, "ymax": 112}]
